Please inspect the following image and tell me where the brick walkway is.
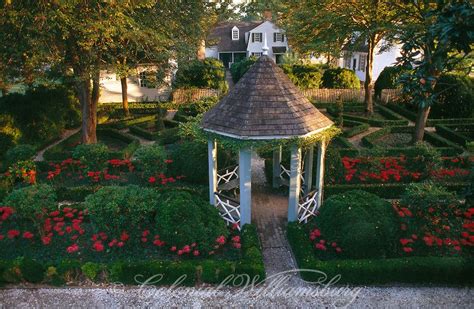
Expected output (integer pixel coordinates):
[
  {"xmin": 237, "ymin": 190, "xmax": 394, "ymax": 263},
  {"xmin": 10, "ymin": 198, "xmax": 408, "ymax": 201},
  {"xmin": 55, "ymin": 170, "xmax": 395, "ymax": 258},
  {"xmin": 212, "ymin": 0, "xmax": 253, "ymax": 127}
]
[{"xmin": 251, "ymin": 153, "xmax": 304, "ymax": 285}]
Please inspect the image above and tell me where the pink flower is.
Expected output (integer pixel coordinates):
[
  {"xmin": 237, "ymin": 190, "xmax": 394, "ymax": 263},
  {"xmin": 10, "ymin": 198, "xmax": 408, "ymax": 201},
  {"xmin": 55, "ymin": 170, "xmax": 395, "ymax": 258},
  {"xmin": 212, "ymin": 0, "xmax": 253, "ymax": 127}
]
[
  {"xmin": 193, "ymin": 250, "xmax": 200, "ymax": 256},
  {"xmin": 67, "ymin": 243, "xmax": 79, "ymax": 253},
  {"xmin": 216, "ymin": 235, "xmax": 226, "ymax": 245},
  {"xmin": 170, "ymin": 246, "xmax": 177, "ymax": 252},
  {"xmin": 233, "ymin": 242, "xmax": 241, "ymax": 249},
  {"xmin": 335, "ymin": 247, "xmax": 342, "ymax": 253},
  {"xmin": 232, "ymin": 236, "xmax": 240, "ymax": 243},
  {"xmin": 402, "ymin": 247, "xmax": 413, "ymax": 253}
]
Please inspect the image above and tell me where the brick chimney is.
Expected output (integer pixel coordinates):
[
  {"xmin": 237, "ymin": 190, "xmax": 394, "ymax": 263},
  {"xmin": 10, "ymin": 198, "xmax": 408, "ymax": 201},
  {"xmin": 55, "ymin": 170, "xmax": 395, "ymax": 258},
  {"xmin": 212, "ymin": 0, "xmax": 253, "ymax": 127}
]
[{"xmin": 263, "ymin": 9, "xmax": 272, "ymax": 21}]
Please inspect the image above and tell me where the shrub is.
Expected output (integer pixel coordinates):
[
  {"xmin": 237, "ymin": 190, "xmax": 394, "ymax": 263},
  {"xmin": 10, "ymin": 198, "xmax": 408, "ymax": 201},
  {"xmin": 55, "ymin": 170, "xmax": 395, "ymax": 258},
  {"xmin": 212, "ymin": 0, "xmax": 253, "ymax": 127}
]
[
  {"xmin": 315, "ymin": 190, "xmax": 399, "ymax": 259},
  {"xmin": 4, "ymin": 144, "xmax": 36, "ymax": 168},
  {"xmin": 173, "ymin": 58, "xmax": 227, "ymax": 92},
  {"xmin": 19, "ymin": 258, "xmax": 45, "ymax": 283},
  {"xmin": 81, "ymin": 262, "xmax": 102, "ymax": 282},
  {"xmin": 157, "ymin": 127, "xmax": 180, "ymax": 145},
  {"xmin": 280, "ymin": 64, "xmax": 324, "ymax": 89},
  {"xmin": 322, "ymin": 68, "xmax": 360, "ymax": 89},
  {"xmin": 0, "ymin": 114, "xmax": 21, "ymax": 158},
  {"xmin": 230, "ymin": 56, "xmax": 257, "ymax": 83},
  {"xmin": 84, "ymin": 185, "xmax": 161, "ymax": 235},
  {"xmin": 72, "ymin": 143, "xmax": 109, "ymax": 170},
  {"xmin": 374, "ymin": 66, "xmax": 406, "ymax": 98},
  {"xmin": 0, "ymin": 85, "xmax": 80, "ymax": 148},
  {"xmin": 431, "ymin": 73, "xmax": 473, "ymax": 119},
  {"xmin": 175, "ymin": 97, "xmax": 218, "ymax": 119},
  {"xmin": 155, "ymin": 191, "xmax": 229, "ymax": 253},
  {"xmin": 3, "ymin": 184, "xmax": 57, "ymax": 225},
  {"xmin": 134, "ymin": 144, "xmax": 167, "ymax": 180}
]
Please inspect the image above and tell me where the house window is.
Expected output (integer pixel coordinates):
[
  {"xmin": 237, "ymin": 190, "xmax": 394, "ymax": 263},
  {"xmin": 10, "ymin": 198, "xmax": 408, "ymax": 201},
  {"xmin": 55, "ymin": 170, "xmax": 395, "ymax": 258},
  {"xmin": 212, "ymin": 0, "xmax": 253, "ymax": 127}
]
[
  {"xmin": 352, "ymin": 58, "xmax": 357, "ymax": 71},
  {"xmin": 359, "ymin": 54, "xmax": 367, "ymax": 72},
  {"xmin": 139, "ymin": 72, "xmax": 147, "ymax": 88},
  {"xmin": 251, "ymin": 52, "xmax": 262, "ymax": 57},
  {"xmin": 232, "ymin": 27, "xmax": 239, "ymax": 41},
  {"xmin": 252, "ymin": 32, "xmax": 262, "ymax": 43},
  {"xmin": 274, "ymin": 32, "xmax": 284, "ymax": 42},
  {"xmin": 343, "ymin": 53, "xmax": 351, "ymax": 68}
]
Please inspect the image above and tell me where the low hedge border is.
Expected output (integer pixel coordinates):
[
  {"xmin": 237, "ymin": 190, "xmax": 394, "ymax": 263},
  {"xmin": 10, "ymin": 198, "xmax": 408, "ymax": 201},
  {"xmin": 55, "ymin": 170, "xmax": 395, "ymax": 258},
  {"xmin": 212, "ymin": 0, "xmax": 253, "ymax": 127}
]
[
  {"xmin": 328, "ymin": 104, "xmax": 409, "ymax": 127},
  {"xmin": 312, "ymin": 102, "xmax": 365, "ymax": 109},
  {"xmin": 100, "ymin": 115, "xmax": 158, "ymax": 130},
  {"xmin": 287, "ymin": 222, "xmax": 474, "ymax": 285},
  {"xmin": 129, "ymin": 125, "xmax": 155, "ymax": 141},
  {"xmin": 386, "ymin": 104, "xmax": 474, "ymax": 127},
  {"xmin": 324, "ymin": 182, "xmax": 469, "ymax": 199},
  {"xmin": 342, "ymin": 120, "xmax": 370, "ymax": 138},
  {"xmin": 362, "ymin": 126, "xmax": 464, "ymax": 155},
  {"xmin": 0, "ymin": 224, "xmax": 265, "ymax": 286},
  {"xmin": 435, "ymin": 125, "xmax": 473, "ymax": 147}
]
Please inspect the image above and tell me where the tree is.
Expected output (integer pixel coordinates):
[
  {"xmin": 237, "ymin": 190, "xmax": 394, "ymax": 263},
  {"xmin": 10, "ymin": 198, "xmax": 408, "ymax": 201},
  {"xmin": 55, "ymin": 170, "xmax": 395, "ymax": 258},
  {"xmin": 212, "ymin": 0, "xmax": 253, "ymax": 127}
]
[
  {"xmin": 395, "ymin": 0, "xmax": 473, "ymax": 142},
  {"xmin": 280, "ymin": 0, "xmax": 400, "ymax": 114},
  {"xmin": 0, "ymin": 1, "xmax": 212, "ymax": 144}
]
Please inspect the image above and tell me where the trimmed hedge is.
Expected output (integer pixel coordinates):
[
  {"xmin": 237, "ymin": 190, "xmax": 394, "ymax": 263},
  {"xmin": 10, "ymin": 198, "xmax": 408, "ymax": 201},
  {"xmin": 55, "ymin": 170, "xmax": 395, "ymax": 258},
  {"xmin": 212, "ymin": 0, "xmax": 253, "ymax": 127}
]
[
  {"xmin": 385, "ymin": 104, "xmax": 474, "ymax": 127},
  {"xmin": 362, "ymin": 126, "xmax": 464, "ymax": 155},
  {"xmin": 435, "ymin": 124, "xmax": 473, "ymax": 148},
  {"xmin": 98, "ymin": 102, "xmax": 163, "ymax": 115},
  {"xmin": 342, "ymin": 120, "xmax": 370, "ymax": 138},
  {"xmin": 287, "ymin": 222, "xmax": 474, "ymax": 285},
  {"xmin": 324, "ymin": 182, "xmax": 469, "ymax": 199},
  {"xmin": 129, "ymin": 125, "xmax": 155, "ymax": 140},
  {"xmin": 0, "ymin": 224, "xmax": 265, "ymax": 286},
  {"xmin": 100, "ymin": 114, "xmax": 158, "ymax": 130}
]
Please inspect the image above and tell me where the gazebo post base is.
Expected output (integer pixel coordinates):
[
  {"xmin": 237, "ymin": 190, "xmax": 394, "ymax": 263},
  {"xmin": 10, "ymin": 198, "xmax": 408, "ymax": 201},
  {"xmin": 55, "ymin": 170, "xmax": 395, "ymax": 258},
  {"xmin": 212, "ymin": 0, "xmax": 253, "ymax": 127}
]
[
  {"xmin": 304, "ymin": 146, "xmax": 314, "ymax": 195},
  {"xmin": 207, "ymin": 139, "xmax": 217, "ymax": 205},
  {"xmin": 272, "ymin": 145, "xmax": 282, "ymax": 188},
  {"xmin": 315, "ymin": 140, "xmax": 327, "ymax": 207},
  {"xmin": 239, "ymin": 147, "xmax": 252, "ymax": 228},
  {"xmin": 288, "ymin": 145, "xmax": 302, "ymax": 222}
]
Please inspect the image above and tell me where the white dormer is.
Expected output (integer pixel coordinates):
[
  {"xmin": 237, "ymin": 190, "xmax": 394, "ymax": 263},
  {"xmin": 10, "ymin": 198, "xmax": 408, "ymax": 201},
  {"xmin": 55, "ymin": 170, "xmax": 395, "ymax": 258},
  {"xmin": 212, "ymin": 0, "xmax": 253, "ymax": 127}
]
[{"xmin": 232, "ymin": 26, "xmax": 239, "ymax": 41}]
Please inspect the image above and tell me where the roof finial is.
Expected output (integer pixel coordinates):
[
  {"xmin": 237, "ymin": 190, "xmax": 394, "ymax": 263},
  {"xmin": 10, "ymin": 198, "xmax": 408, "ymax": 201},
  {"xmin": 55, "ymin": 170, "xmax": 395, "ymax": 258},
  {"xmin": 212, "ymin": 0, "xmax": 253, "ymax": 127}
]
[{"xmin": 262, "ymin": 33, "xmax": 269, "ymax": 56}]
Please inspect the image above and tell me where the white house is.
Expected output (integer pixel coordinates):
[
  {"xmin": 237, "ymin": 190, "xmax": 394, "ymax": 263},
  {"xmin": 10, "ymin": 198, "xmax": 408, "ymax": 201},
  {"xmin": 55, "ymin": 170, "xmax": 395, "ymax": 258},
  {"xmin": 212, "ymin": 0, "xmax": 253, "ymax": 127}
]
[
  {"xmin": 205, "ymin": 20, "xmax": 289, "ymax": 67},
  {"xmin": 98, "ymin": 64, "xmax": 174, "ymax": 103},
  {"xmin": 337, "ymin": 40, "xmax": 402, "ymax": 82}
]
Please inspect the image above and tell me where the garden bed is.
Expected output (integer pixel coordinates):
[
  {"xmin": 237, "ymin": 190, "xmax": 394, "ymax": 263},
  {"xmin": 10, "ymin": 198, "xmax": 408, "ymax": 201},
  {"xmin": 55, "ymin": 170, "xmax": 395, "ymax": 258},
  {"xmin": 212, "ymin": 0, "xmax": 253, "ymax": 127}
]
[
  {"xmin": 288, "ymin": 223, "xmax": 473, "ymax": 285},
  {"xmin": 327, "ymin": 104, "xmax": 409, "ymax": 127},
  {"xmin": 43, "ymin": 129, "xmax": 140, "ymax": 161}
]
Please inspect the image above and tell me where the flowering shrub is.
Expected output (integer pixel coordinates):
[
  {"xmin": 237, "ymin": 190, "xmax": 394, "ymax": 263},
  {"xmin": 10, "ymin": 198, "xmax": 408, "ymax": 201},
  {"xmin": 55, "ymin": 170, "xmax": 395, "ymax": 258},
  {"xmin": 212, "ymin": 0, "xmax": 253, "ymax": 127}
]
[
  {"xmin": 133, "ymin": 144, "xmax": 168, "ymax": 180},
  {"xmin": 338, "ymin": 155, "xmax": 471, "ymax": 184},
  {"xmin": 7, "ymin": 160, "xmax": 36, "ymax": 185},
  {"xmin": 313, "ymin": 190, "xmax": 399, "ymax": 259},
  {"xmin": 72, "ymin": 143, "xmax": 109, "ymax": 170},
  {"xmin": 155, "ymin": 191, "xmax": 230, "ymax": 254},
  {"xmin": 397, "ymin": 182, "xmax": 473, "ymax": 256}
]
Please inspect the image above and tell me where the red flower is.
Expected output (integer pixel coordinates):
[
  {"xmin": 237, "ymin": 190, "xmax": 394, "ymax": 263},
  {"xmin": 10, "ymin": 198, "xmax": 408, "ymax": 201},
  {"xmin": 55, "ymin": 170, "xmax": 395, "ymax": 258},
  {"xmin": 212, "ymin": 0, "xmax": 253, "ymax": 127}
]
[
  {"xmin": 22, "ymin": 231, "xmax": 34, "ymax": 239},
  {"xmin": 335, "ymin": 247, "xmax": 342, "ymax": 253},
  {"xmin": 315, "ymin": 243, "xmax": 327, "ymax": 251},
  {"xmin": 170, "ymin": 246, "xmax": 177, "ymax": 252},
  {"xmin": 233, "ymin": 242, "xmax": 241, "ymax": 249},
  {"xmin": 42, "ymin": 236, "xmax": 52, "ymax": 245},
  {"xmin": 92, "ymin": 241, "xmax": 104, "ymax": 252},
  {"xmin": 183, "ymin": 245, "xmax": 191, "ymax": 253},
  {"xmin": 193, "ymin": 250, "xmax": 200, "ymax": 256},
  {"xmin": 7, "ymin": 230, "xmax": 20, "ymax": 239},
  {"xmin": 461, "ymin": 232, "xmax": 469, "ymax": 238},
  {"xmin": 165, "ymin": 159, "xmax": 173, "ymax": 164},
  {"xmin": 67, "ymin": 243, "xmax": 79, "ymax": 253},
  {"xmin": 117, "ymin": 241, "xmax": 124, "ymax": 248},
  {"xmin": 402, "ymin": 247, "xmax": 413, "ymax": 253},
  {"xmin": 0, "ymin": 235, "xmax": 4, "ymax": 241},
  {"xmin": 148, "ymin": 176, "xmax": 156, "ymax": 184},
  {"xmin": 120, "ymin": 231, "xmax": 130, "ymax": 242},
  {"xmin": 49, "ymin": 210, "xmax": 60, "ymax": 217},
  {"xmin": 232, "ymin": 236, "xmax": 240, "ymax": 243},
  {"xmin": 216, "ymin": 235, "xmax": 226, "ymax": 245}
]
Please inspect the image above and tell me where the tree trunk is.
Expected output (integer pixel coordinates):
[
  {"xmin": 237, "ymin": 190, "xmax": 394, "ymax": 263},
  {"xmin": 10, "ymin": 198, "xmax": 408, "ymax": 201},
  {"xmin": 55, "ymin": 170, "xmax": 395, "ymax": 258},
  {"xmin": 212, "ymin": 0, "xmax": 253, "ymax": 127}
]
[
  {"xmin": 364, "ymin": 37, "xmax": 375, "ymax": 115},
  {"xmin": 412, "ymin": 106, "xmax": 431, "ymax": 143},
  {"xmin": 75, "ymin": 67, "xmax": 99, "ymax": 145},
  {"xmin": 120, "ymin": 76, "xmax": 130, "ymax": 116}
]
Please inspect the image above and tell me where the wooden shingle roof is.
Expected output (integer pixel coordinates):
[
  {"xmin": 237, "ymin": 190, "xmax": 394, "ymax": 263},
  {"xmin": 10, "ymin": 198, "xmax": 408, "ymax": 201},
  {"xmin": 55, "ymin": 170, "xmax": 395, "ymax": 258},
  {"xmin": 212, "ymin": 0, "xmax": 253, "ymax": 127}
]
[{"xmin": 201, "ymin": 56, "xmax": 333, "ymax": 140}]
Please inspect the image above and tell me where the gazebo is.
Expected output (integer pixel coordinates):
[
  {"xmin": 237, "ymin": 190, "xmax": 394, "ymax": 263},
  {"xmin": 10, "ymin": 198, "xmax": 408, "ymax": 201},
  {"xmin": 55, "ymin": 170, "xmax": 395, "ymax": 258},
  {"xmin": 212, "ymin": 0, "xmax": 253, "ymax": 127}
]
[{"xmin": 201, "ymin": 54, "xmax": 334, "ymax": 229}]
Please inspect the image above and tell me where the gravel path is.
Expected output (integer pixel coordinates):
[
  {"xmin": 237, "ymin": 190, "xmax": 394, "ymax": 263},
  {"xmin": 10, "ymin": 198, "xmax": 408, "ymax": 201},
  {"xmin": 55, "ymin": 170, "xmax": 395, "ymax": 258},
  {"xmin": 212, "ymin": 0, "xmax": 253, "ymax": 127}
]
[
  {"xmin": 0, "ymin": 286, "xmax": 472, "ymax": 308},
  {"xmin": 347, "ymin": 126, "xmax": 381, "ymax": 148},
  {"xmin": 34, "ymin": 128, "xmax": 80, "ymax": 161}
]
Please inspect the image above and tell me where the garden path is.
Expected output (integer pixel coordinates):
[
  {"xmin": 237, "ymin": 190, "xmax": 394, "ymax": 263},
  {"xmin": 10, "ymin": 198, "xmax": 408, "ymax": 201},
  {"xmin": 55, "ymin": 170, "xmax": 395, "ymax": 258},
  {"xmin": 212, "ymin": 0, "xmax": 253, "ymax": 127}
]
[
  {"xmin": 251, "ymin": 152, "xmax": 306, "ymax": 286},
  {"xmin": 225, "ymin": 70, "xmax": 234, "ymax": 89},
  {"xmin": 34, "ymin": 127, "xmax": 81, "ymax": 162},
  {"xmin": 347, "ymin": 126, "xmax": 382, "ymax": 148}
]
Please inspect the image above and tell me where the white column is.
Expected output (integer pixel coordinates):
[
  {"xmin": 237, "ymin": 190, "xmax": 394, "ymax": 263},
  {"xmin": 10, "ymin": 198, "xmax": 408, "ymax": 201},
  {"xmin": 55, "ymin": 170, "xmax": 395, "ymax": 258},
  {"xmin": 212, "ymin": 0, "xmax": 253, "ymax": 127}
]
[
  {"xmin": 272, "ymin": 145, "xmax": 282, "ymax": 188},
  {"xmin": 288, "ymin": 145, "xmax": 302, "ymax": 222},
  {"xmin": 239, "ymin": 147, "xmax": 252, "ymax": 228},
  {"xmin": 304, "ymin": 146, "xmax": 314, "ymax": 195},
  {"xmin": 207, "ymin": 139, "xmax": 217, "ymax": 205},
  {"xmin": 315, "ymin": 140, "xmax": 327, "ymax": 207}
]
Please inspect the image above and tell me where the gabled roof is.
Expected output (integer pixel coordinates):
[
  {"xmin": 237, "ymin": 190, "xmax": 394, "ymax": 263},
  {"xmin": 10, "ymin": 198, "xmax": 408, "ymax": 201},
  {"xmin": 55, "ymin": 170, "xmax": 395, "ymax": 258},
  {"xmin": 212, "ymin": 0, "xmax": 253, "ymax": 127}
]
[
  {"xmin": 207, "ymin": 21, "xmax": 262, "ymax": 52},
  {"xmin": 201, "ymin": 56, "xmax": 333, "ymax": 140}
]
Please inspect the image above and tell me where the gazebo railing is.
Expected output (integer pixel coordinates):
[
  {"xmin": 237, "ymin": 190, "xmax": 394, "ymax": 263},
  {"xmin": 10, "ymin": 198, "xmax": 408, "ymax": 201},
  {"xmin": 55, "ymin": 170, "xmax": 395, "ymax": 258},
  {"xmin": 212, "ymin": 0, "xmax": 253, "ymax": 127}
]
[
  {"xmin": 279, "ymin": 164, "xmax": 306, "ymax": 194},
  {"xmin": 217, "ymin": 165, "xmax": 239, "ymax": 193},
  {"xmin": 214, "ymin": 192, "xmax": 241, "ymax": 230},
  {"xmin": 297, "ymin": 190, "xmax": 320, "ymax": 224}
]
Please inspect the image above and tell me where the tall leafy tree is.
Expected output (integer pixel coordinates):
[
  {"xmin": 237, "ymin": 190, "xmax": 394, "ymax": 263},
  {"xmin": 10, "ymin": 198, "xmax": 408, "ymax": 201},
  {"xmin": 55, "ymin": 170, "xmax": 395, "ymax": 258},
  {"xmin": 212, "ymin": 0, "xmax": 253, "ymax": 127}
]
[
  {"xmin": 280, "ymin": 0, "xmax": 399, "ymax": 114},
  {"xmin": 0, "ymin": 0, "xmax": 212, "ymax": 143},
  {"xmin": 395, "ymin": 0, "xmax": 473, "ymax": 142}
]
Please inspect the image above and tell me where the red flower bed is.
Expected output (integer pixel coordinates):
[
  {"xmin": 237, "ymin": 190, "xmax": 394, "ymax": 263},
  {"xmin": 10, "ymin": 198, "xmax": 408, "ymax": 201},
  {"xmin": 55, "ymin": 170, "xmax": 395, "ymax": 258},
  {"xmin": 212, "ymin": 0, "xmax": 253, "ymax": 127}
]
[{"xmin": 339, "ymin": 156, "xmax": 471, "ymax": 184}]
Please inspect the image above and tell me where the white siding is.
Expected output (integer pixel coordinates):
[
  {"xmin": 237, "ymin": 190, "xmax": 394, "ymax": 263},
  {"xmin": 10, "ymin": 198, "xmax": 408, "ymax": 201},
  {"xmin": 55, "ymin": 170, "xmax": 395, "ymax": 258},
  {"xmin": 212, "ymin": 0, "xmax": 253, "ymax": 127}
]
[{"xmin": 246, "ymin": 21, "xmax": 289, "ymax": 62}]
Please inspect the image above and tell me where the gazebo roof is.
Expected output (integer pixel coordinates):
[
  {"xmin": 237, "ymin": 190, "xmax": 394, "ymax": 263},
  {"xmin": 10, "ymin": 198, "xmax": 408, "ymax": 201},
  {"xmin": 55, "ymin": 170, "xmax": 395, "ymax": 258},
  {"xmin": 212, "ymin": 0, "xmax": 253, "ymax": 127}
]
[{"xmin": 201, "ymin": 56, "xmax": 333, "ymax": 140}]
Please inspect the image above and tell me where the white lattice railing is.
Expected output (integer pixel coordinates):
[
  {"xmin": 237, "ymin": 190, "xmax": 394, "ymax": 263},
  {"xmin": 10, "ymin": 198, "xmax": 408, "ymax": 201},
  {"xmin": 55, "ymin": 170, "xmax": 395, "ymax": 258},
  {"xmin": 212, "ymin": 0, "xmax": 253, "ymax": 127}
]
[
  {"xmin": 214, "ymin": 192, "xmax": 241, "ymax": 230},
  {"xmin": 279, "ymin": 164, "xmax": 305, "ymax": 184},
  {"xmin": 217, "ymin": 165, "xmax": 239, "ymax": 193},
  {"xmin": 298, "ymin": 190, "xmax": 320, "ymax": 224}
]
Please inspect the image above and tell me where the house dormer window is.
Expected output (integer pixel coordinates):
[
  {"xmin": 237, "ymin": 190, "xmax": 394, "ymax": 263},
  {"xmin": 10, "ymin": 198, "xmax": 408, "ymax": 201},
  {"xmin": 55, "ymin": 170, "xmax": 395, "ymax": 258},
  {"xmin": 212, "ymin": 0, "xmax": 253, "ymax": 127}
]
[
  {"xmin": 274, "ymin": 32, "xmax": 284, "ymax": 42},
  {"xmin": 232, "ymin": 26, "xmax": 239, "ymax": 41},
  {"xmin": 251, "ymin": 32, "xmax": 262, "ymax": 43}
]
